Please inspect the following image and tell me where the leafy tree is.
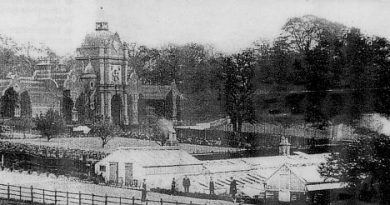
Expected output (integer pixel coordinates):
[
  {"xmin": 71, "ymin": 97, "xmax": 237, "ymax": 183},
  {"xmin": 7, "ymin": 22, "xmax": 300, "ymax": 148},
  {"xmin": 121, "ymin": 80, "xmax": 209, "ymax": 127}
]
[
  {"xmin": 34, "ymin": 109, "xmax": 66, "ymax": 141},
  {"xmin": 90, "ymin": 120, "xmax": 123, "ymax": 148},
  {"xmin": 222, "ymin": 50, "xmax": 256, "ymax": 135},
  {"xmin": 319, "ymin": 128, "xmax": 390, "ymax": 204}
]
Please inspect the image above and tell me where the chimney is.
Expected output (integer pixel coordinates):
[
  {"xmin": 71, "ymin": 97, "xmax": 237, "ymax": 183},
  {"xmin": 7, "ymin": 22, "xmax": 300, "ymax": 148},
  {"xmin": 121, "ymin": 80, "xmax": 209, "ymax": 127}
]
[{"xmin": 279, "ymin": 136, "xmax": 291, "ymax": 156}]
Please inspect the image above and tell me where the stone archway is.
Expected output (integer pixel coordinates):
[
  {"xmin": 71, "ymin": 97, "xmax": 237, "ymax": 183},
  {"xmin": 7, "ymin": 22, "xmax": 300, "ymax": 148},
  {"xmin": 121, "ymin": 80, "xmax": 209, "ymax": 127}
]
[
  {"xmin": 20, "ymin": 91, "xmax": 32, "ymax": 117},
  {"xmin": 0, "ymin": 87, "xmax": 19, "ymax": 118},
  {"xmin": 111, "ymin": 94, "xmax": 122, "ymax": 125}
]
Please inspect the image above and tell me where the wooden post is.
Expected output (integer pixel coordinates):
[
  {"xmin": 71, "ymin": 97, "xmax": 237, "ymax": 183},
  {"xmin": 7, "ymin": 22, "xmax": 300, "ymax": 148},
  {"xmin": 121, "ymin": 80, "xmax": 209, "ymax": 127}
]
[
  {"xmin": 79, "ymin": 192, "xmax": 81, "ymax": 205},
  {"xmin": 66, "ymin": 192, "xmax": 69, "ymax": 205},
  {"xmin": 119, "ymin": 196, "xmax": 121, "ymax": 205},
  {"xmin": 190, "ymin": 201, "xmax": 192, "ymax": 205},
  {"xmin": 43, "ymin": 189, "xmax": 45, "ymax": 204},
  {"xmin": 105, "ymin": 194, "xmax": 107, "ymax": 205},
  {"xmin": 7, "ymin": 184, "xmax": 9, "ymax": 200},
  {"xmin": 55, "ymin": 190, "xmax": 57, "ymax": 205},
  {"xmin": 132, "ymin": 196, "xmax": 135, "ymax": 205},
  {"xmin": 19, "ymin": 186, "xmax": 22, "ymax": 201},
  {"xmin": 30, "ymin": 186, "xmax": 34, "ymax": 203},
  {"xmin": 92, "ymin": 194, "xmax": 94, "ymax": 205},
  {"xmin": 176, "ymin": 201, "xmax": 178, "ymax": 205},
  {"xmin": 160, "ymin": 198, "xmax": 163, "ymax": 205}
]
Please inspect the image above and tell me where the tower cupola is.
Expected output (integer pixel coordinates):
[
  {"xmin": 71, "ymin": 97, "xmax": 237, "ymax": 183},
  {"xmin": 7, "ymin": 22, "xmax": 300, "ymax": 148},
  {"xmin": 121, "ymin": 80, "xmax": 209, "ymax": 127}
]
[{"xmin": 96, "ymin": 7, "xmax": 109, "ymax": 31}]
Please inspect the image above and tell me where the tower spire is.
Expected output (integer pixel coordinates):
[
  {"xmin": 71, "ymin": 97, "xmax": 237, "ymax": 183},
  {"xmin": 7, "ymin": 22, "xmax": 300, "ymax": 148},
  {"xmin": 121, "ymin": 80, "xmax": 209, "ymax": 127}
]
[{"xmin": 96, "ymin": 6, "xmax": 109, "ymax": 31}]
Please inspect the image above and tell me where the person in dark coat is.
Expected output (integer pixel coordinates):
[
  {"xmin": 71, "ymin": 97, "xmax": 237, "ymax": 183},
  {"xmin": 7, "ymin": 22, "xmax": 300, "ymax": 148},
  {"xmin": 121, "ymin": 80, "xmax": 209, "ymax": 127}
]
[
  {"xmin": 141, "ymin": 179, "xmax": 147, "ymax": 202},
  {"xmin": 229, "ymin": 177, "xmax": 237, "ymax": 199},
  {"xmin": 209, "ymin": 177, "xmax": 215, "ymax": 196},
  {"xmin": 171, "ymin": 178, "xmax": 176, "ymax": 195},
  {"xmin": 182, "ymin": 176, "xmax": 191, "ymax": 193}
]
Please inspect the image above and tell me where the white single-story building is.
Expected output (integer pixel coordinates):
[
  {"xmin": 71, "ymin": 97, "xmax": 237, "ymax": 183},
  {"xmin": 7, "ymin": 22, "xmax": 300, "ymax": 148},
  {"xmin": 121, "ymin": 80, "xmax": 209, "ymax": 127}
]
[{"xmin": 94, "ymin": 146, "xmax": 204, "ymax": 188}]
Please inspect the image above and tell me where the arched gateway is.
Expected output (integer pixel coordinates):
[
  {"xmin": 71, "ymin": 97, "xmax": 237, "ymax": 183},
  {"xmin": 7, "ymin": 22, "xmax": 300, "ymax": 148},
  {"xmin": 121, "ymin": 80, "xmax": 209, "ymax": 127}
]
[{"xmin": 0, "ymin": 7, "xmax": 181, "ymax": 125}]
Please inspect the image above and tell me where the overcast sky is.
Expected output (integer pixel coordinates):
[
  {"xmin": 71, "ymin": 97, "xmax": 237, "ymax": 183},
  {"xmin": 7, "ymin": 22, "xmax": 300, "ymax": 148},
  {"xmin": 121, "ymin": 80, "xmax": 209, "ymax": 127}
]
[{"xmin": 0, "ymin": 0, "xmax": 389, "ymax": 56}]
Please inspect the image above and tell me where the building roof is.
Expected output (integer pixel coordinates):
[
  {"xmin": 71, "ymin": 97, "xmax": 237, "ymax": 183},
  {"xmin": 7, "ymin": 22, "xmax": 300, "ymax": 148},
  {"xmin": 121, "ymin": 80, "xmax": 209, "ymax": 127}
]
[
  {"xmin": 82, "ymin": 30, "xmax": 116, "ymax": 47},
  {"xmin": 203, "ymin": 153, "xmax": 329, "ymax": 175},
  {"xmin": 306, "ymin": 182, "xmax": 346, "ymax": 191},
  {"xmin": 99, "ymin": 147, "xmax": 203, "ymax": 168}
]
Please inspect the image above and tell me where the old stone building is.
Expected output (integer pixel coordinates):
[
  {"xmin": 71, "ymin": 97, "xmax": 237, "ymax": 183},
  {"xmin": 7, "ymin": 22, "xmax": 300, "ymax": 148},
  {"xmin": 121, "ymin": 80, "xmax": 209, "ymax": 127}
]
[{"xmin": 0, "ymin": 7, "xmax": 181, "ymax": 125}]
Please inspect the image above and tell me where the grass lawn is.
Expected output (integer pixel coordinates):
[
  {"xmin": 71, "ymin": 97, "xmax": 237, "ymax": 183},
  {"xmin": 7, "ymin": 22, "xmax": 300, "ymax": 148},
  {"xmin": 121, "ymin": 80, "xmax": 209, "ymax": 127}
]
[{"xmin": 3, "ymin": 137, "xmax": 241, "ymax": 154}]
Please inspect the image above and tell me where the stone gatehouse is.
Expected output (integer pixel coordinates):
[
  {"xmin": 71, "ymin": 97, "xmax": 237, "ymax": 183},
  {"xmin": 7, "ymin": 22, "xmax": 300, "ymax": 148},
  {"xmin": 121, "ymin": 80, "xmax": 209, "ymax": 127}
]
[{"xmin": 0, "ymin": 8, "xmax": 180, "ymax": 125}]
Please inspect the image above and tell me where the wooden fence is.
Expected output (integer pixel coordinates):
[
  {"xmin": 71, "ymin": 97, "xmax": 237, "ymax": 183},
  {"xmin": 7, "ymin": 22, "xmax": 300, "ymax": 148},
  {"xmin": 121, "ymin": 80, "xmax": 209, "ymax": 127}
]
[
  {"xmin": 0, "ymin": 183, "xmax": 205, "ymax": 205},
  {"xmin": 212, "ymin": 123, "xmax": 332, "ymax": 139}
]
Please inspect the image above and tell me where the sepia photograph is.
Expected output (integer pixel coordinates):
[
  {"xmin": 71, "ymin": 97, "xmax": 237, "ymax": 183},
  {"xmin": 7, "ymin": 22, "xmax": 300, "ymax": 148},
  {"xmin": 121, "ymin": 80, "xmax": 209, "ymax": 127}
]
[{"xmin": 0, "ymin": 0, "xmax": 389, "ymax": 204}]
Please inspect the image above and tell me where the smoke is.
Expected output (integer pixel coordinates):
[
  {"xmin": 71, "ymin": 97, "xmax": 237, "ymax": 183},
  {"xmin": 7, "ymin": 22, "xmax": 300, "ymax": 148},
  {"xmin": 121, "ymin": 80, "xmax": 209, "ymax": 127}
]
[
  {"xmin": 156, "ymin": 118, "xmax": 175, "ymax": 138},
  {"xmin": 360, "ymin": 113, "xmax": 390, "ymax": 136}
]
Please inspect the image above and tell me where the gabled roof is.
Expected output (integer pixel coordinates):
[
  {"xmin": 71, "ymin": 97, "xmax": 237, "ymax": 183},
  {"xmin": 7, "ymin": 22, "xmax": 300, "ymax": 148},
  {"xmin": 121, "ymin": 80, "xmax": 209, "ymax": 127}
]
[{"xmin": 100, "ymin": 147, "xmax": 202, "ymax": 168}]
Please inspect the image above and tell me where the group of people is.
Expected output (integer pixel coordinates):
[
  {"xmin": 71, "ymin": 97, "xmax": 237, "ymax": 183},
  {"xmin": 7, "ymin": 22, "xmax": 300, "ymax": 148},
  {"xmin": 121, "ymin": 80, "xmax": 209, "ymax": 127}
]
[
  {"xmin": 139, "ymin": 176, "xmax": 238, "ymax": 203},
  {"xmin": 170, "ymin": 176, "xmax": 192, "ymax": 195}
]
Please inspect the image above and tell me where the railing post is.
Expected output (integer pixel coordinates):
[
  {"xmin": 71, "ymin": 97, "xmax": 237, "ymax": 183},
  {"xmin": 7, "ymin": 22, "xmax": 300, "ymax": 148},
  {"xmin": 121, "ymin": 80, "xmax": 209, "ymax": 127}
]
[
  {"xmin": 66, "ymin": 192, "xmax": 69, "ymax": 205},
  {"xmin": 176, "ymin": 201, "xmax": 178, "ymax": 205},
  {"xmin": 7, "ymin": 184, "xmax": 10, "ymax": 200},
  {"xmin": 30, "ymin": 186, "xmax": 34, "ymax": 203},
  {"xmin": 119, "ymin": 196, "xmax": 121, "ymax": 205},
  {"xmin": 43, "ymin": 189, "xmax": 45, "ymax": 204},
  {"xmin": 160, "ymin": 198, "xmax": 163, "ymax": 205},
  {"xmin": 79, "ymin": 191, "xmax": 81, "ymax": 205},
  {"xmin": 92, "ymin": 194, "xmax": 94, "ymax": 205},
  {"xmin": 132, "ymin": 196, "xmax": 135, "ymax": 205},
  {"xmin": 190, "ymin": 201, "xmax": 192, "ymax": 205},
  {"xmin": 19, "ymin": 186, "xmax": 22, "ymax": 201},
  {"xmin": 55, "ymin": 190, "xmax": 57, "ymax": 205},
  {"xmin": 105, "ymin": 194, "xmax": 108, "ymax": 205}
]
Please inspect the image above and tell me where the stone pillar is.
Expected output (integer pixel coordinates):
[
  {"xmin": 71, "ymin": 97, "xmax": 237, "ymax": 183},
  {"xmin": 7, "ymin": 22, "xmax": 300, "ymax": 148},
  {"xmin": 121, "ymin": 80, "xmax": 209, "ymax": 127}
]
[
  {"xmin": 131, "ymin": 94, "xmax": 139, "ymax": 125},
  {"xmin": 123, "ymin": 93, "xmax": 129, "ymax": 125},
  {"xmin": 172, "ymin": 94, "xmax": 177, "ymax": 121},
  {"xmin": 106, "ymin": 92, "xmax": 112, "ymax": 123},
  {"xmin": 100, "ymin": 92, "xmax": 105, "ymax": 120},
  {"xmin": 99, "ymin": 47, "xmax": 105, "ymax": 84}
]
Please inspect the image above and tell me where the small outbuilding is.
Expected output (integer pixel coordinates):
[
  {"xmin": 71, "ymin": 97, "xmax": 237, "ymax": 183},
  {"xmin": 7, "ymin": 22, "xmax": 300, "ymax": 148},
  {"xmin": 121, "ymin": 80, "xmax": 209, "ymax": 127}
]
[
  {"xmin": 265, "ymin": 163, "xmax": 346, "ymax": 204},
  {"xmin": 94, "ymin": 146, "xmax": 204, "ymax": 188}
]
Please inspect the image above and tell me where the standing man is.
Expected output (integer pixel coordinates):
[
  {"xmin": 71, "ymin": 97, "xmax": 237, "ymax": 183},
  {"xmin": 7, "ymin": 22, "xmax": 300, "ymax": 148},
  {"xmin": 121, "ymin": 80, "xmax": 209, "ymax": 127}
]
[
  {"xmin": 229, "ymin": 177, "xmax": 237, "ymax": 200},
  {"xmin": 141, "ymin": 179, "xmax": 147, "ymax": 202},
  {"xmin": 209, "ymin": 177, "xmax": 215, "ymax": 196},
  {"xmin": 186, "ymin": 176, "xmax": 191, "ymax": 193},
  {"xmin": 171, "ymin": 177, "xmax": 176, "ymax": 195},
  {"xmin": 182, "ymin": 176, "xmax": 188, "ymax": 193}
]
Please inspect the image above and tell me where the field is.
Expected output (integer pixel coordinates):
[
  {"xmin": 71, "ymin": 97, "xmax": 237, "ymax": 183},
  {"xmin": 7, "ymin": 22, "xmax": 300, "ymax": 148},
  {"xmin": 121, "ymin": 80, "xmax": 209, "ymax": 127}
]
[{"xmin": 4, "ymin": 137, "xmax": 241, "ymax": 154}]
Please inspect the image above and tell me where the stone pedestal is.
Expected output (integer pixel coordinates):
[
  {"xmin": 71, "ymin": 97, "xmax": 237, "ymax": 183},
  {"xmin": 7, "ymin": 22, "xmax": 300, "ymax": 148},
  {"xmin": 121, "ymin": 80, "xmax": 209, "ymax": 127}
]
[{"xmin": 279, "ymin": 136, "xmax": 291, "ymax": 156}]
